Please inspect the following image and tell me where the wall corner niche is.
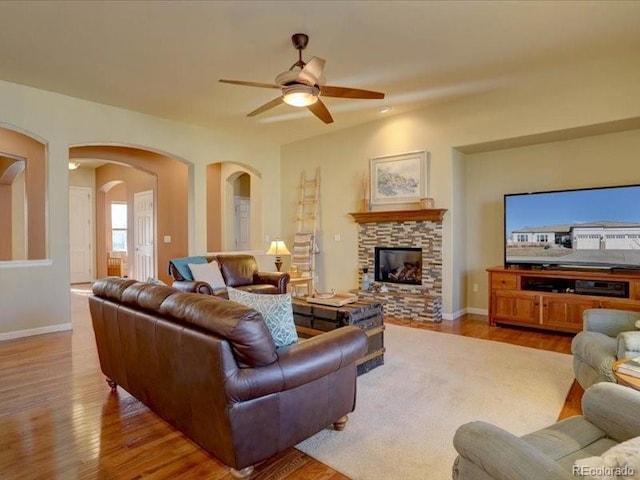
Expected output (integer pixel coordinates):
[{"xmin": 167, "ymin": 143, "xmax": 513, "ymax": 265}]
[{"xmin": 0, "ymin": 124, "xmax": 48, "ymax": 264}]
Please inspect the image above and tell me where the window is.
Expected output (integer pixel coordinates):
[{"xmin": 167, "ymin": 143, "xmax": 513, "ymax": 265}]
[
  {"xmin": 536, "ymin": 234, "xmax": 548, "ymax": 243},
  {"xmin": 111, "ymin": 203, "xmax": 127, "ymax": 252}
]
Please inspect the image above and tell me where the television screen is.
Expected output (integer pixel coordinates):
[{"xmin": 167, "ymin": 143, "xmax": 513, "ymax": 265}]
[{"xmin": 504, "ymin": 184, "xmax": 640, "ymax": 270}]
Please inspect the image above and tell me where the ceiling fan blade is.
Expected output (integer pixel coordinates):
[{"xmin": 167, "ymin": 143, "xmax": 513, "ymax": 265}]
[
  {"xmin": 219, "ymin": 79, "xmax": 280, "ymax": 89},
  {"xmin": 308, "ymin": 99, "xmax": 334, "ymax": 124},
  {"xmin": 321, "ymin": 85, "xmax": 385, "ymax": 99},
  {"xmin": 297, "ymin": 56, "xmax": 326, "ymax": 86},
  {"xmin": 247, "ymin": 96, "xmax": 284, "ymax": 117}
]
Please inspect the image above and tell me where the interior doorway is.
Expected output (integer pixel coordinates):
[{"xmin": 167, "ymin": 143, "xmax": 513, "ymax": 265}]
[
  {"xmin": 133, "ymin": 190, "xmax": 155, "ymax": 281},
  {"xmin": 69, "ymin": 186, "xmax": 93, "ymax": 283},
  {"xmin": 234, "ymin": 196, "xmax": 251, "ymax": 250}
]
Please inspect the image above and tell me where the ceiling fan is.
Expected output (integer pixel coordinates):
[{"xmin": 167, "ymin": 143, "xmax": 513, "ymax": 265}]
[{"xmin": 219, "ymin": 33, "xmax": 385, "ymax": 124}]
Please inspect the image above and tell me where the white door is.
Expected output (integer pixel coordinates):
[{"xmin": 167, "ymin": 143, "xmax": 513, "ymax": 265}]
[
  {"xmin": 69, "ymin": 186, "xmax": 93, "ymax": 283},
  {"xmin": 234, "ymin": 197, "xmax": 250, "ymax": 250},
  {"xmin": 133, "ymin": 190, "xmax": 154, "ymax": 280}
]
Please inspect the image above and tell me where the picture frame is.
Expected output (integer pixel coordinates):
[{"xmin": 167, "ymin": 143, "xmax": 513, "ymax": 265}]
[{"xmin": 370, "ymin": 150, "xmax": 428, "ymax": 206}]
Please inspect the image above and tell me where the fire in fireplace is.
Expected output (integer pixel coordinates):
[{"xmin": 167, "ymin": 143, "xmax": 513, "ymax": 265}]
[{"xmin": 374, "ymin": 247, "xmax": 422, "ymax": 285}]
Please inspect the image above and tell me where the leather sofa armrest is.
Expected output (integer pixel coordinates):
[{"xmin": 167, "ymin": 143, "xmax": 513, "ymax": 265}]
[
  {"xmin": 583, "ymin": 382, "xmax": 640, "ymax": 442},
  {"xmin": 172, "ymin": 280, "xmax": 214, "ymax": 295},
  {"xmin": 225, "ymin": 326, "xmax": 367, "ymax": 403},
  {"xmin": 617, "ymin": 331, "xmax": 640, "ymax": 360},
  {"xmin": 254, "ymin": 271, "xmax": 290, "ymax": 293},
  {"xmin": 583, "ymin": 309, "xmax": 640, "ymax": 337},
  {"xmin": 276, "ymin": 326, "xmax": 367, "ymax": 389},
  {"xmin": 453, "ymin": 421, "xmax": 571, "ymax": 480}
]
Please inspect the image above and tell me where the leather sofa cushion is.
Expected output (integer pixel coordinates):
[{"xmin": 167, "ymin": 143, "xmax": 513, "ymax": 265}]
[
  {"xmin": 92, "ymin": 277, "xmax": 138, "ymax": 300},
  {"xmin": 120, "ymin": 282, "xmax": 178, "ymax": 311},
  {"xmin": 159, "ymin": 291, "xmax": 278, "ymax": 367},
  {"xmin": 218, "ymin": 255, "xmax": 258, "ymax": 287}
]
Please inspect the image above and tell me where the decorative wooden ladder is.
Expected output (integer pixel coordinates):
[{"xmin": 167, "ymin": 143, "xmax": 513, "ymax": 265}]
[{"xmin": 290, "ymin": 168, "xmax": 320, "ymax": 296}]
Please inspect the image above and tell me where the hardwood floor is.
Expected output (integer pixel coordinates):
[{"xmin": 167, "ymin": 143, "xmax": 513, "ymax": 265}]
[{"xmin": 0, "ymin": 288, "xmax": 580, "ymax": 479}]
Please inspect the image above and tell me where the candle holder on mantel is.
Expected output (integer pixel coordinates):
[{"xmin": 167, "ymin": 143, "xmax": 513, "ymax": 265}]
[{"xmin": 419, "ymin": 197, "xmax": 435, "ymax": 209}]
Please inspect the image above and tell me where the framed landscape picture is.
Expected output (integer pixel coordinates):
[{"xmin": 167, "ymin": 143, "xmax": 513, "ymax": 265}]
[{"xmin": 370, "ymin": 150, "xmax": 428, "ymax": 205}]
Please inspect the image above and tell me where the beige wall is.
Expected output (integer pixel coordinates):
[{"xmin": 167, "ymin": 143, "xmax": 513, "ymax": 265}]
[
  {"xmin": 0, "ymin": 80, "xmax": 281, "ymax": 338},
  {"xmin": 206, "ymin": 163, "xmax": 222, "ymax": 252},
  {"xmin": 68, "ymin": 166, "xmax": 96, "ymax": 189},
  {"xmin": 281, "ymin": 51, "xmax": 640, "ymax": 318},
  {"xmin": 465, "ymin": 128, "xmax": 640, "ymax": 312}
]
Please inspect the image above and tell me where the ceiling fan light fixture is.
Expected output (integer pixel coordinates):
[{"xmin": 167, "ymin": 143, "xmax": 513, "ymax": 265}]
[{"xmin": 282, "ymin": 84, "xmax": 319, "ymax": 107}]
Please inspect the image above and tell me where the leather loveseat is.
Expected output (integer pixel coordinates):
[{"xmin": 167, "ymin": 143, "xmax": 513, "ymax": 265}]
[
  {"xmin": 89, "ymin": 277, "xmax": 367, "ymax": 478},
  {"xmin": 169, "ymin": 254, "xmax": 289, "ymax": 297}
]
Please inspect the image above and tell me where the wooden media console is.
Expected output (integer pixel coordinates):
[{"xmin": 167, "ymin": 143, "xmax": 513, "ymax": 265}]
[{"xmin": 488, "ymin": 267, "xmax": 640, "ymax": 333}]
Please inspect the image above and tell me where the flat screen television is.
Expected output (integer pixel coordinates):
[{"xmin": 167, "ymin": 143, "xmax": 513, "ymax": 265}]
[{"xmin": 504, "ymin": 184, "xmax": 640, "ymax": 270}]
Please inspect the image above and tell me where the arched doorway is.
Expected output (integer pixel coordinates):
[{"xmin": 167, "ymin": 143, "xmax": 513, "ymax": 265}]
[
  {"xmin": 69, "ymin": 145, "xmax": 190, "ymax": 284},
  {"xmin": 207, "ymin": 162, "xmax": 263, "ymax": 252}
]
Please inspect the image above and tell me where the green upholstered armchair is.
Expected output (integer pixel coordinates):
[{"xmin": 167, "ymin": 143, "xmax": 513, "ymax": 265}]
[
  {"xmin": 452, "ymin": 382, "xmax": 640, "ymax": 480},
  {"xmin": 571, "ymin": 309, "xmax": 640, "ymax": 390}
]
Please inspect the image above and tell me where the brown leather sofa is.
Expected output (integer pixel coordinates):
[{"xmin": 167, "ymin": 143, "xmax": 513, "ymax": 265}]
[
  {"xmin": 169, "ymin": 254, "xmax": 289, "ymax": 297},
  {"xmin": 89, "ymin": 277, "xmax": 367, "ymax": 479}
]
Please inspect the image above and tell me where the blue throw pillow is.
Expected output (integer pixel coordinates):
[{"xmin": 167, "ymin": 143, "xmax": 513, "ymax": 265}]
[
  {"xmin": 227, "ymin": 287, "xmax": 298, "ymax": 349},
  {"xmin": 170, "ymin": 256, "xmax": 207, "ymax": 281}
]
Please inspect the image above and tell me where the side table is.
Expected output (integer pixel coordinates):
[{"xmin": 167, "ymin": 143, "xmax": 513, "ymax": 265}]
[
  {"xmin": 288, "ymin": 276, "xmax": 313, "ymax": 298},
  {"xmin": 613, "ymin": 359, "xmax": 640, "ymax": 391}
]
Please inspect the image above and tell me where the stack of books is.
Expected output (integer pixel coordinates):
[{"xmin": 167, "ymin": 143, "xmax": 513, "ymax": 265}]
[{"xmin": 617, "ymin": 356, "xmax": 640, "ymax": 379}]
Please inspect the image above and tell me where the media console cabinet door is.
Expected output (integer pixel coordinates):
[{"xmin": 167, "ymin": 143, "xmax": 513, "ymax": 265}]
[
  {"xmin": 541, "ymin": 295, "xmax": 599, "ymax": 332},
  {"xmin": 491, "ymin": 289, "xmax": 539, "ymax": 326}
]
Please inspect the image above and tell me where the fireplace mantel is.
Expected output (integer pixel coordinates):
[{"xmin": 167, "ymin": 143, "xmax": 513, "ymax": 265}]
[{"xmin": 349, "ymin": 208, "xmax": 447, "ymax": 224}]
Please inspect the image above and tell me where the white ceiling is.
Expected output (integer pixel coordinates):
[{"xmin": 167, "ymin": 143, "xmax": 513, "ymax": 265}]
[{"xmin": 0, "ymin": 1, "xmax": 638, "ymax": 145}]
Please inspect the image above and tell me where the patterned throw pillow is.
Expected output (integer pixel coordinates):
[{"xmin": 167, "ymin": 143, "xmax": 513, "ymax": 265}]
[{"xmin": 227, "ymin": 287, "xmax": 298, "ymax": 349}]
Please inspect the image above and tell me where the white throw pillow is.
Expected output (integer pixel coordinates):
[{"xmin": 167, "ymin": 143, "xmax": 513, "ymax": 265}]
[
  {"xmin": 574, "ymin": 436, "xmax": 640, "ymax": 480},
  {"xmin": 227, "ymin": 287, "xmax": 298, "ymax": 349},
  {"xmin": 188, "ymin": 261, "xmax": 226, "ymax": 289}
]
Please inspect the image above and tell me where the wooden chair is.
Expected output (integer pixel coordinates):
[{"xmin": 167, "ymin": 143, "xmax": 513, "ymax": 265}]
[{"xmin": 107, "ymin": 254, "xmax": 126, "ymax": 277}]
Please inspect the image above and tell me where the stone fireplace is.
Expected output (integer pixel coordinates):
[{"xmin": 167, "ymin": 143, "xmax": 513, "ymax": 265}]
[{"xmin": 349, "ymin": 209, "xmax": 446, "ymax": 322}]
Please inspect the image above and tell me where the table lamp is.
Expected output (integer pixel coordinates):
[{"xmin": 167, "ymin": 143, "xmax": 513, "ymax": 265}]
[{"xmin": 266, "ymin": 238, "xmax": 291, "ymax": 272}]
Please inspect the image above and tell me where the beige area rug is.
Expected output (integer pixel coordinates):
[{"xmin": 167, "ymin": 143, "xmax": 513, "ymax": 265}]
[{"xmin": 297, "ymin": 323, "xmax": 574, "ymax": 480}]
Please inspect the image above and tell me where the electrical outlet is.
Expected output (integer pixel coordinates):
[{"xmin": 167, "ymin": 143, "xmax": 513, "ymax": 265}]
[
  {"xmin": 163, "ymin": 235, "xmax": 172, "ymax": 243},
  {"xmin": 334, "ymin": 234, "xmax": 341, "ymax": 242},
  {"xmin": 472, "ymin": 283, "xmax": 479, "ymax": 292}
]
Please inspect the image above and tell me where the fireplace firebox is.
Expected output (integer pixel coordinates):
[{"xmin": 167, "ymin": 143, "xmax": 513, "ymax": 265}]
[{"xmin": 374, "ymin": 247, "xmax": 422, "ymax": 285}]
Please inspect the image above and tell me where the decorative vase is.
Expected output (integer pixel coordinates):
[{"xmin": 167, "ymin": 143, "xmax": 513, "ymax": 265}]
[{"xmin": 361, "ymin": 267, "xmax": 370, "ymax": 291}]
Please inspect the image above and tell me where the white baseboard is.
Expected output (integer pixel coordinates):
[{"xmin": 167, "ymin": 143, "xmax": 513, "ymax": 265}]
[
  {"xmin": 441, "ymin": 307, "xmax": 488, "ymax": 321},
  {"xmin": 0, "ymin": 322, "xmax": 72, "ymax": 341},
  {"xmin": 466, "ymin": 307, "xmax": 489, "ymax": 316},
  {"xmin": 442, "ymin": 309, "xmax": 466, "ymax": 321}
]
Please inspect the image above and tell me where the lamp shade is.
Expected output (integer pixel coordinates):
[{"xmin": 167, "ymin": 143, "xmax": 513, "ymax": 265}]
[{"xmin": 266, "ymin": 239, "xmax": 291, "ymax": 256}]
